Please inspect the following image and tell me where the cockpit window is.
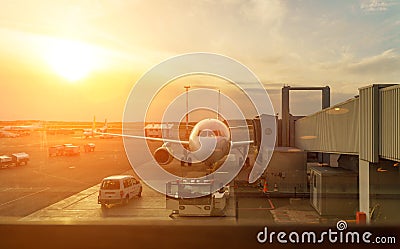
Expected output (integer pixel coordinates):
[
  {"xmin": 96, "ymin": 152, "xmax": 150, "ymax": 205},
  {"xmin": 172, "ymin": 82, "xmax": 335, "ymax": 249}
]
[
  {"xmin": 198, "ymin": 129, "xmax": 223, "ymax": 137},
  {"xmin": 212, "ymin": 130, "xmax": 222, "ymax": 136},
  {"xmin": 198, "ymin": 130, "xmax": 209, "ymax": 137}
]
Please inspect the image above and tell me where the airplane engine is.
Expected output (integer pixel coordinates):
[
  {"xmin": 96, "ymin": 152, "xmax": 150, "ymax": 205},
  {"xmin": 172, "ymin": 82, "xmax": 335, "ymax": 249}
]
[{"xmin": 154, "ymin": 146, "xmax": 173, "ymax": 165}]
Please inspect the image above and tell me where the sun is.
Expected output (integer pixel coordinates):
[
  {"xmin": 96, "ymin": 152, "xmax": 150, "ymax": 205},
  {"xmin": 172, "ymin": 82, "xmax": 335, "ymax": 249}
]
[{"xmin": 46, "ymin": 39, "xmax": 98, "ymax": 82}]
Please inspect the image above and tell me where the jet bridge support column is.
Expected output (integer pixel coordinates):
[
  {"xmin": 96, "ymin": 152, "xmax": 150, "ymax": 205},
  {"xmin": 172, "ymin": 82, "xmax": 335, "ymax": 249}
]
[
  {"xmin": 358, "ymin": 85, "xmax": 382, "ymax": 224},
  {"xmin": 282, "ymin": 86, "xmax": 290, "ymax": 147},
  {"xmin": 281, "ymin": 86, "xmax": 330, "ymax": 164},
  {"xmin": 359, "ymin": 159, "xmax": 370, "ymax": 223}
]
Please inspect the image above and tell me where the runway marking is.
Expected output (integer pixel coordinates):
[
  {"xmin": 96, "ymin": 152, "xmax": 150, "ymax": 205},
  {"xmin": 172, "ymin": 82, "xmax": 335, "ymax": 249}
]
[
  {"xmin": 0, "ymin": 187, "xmax": 50, "ymax": 207},
  {"xmin": 0, "ymin": 187, "xmax": 43, "ymax": 192},
  {"xmin": 31, "ymin": 170, "xmax": 88, "ymax": 185},
  {"xmin": 61, "ymin": 190, "xmax": 99, "ymax": 209}
]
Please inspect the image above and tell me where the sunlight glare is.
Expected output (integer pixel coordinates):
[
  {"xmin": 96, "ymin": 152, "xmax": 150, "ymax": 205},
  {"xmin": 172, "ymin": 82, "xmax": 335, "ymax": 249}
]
[{"xmin": 46, "ymin": 39, "xmax": 98, "ymax": 82}]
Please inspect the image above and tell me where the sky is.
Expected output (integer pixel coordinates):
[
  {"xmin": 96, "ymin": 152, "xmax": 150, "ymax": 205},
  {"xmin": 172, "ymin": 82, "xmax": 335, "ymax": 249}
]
[{"xmin": 0, "ymin": 0, "xmax": 399, "ymax": 121}]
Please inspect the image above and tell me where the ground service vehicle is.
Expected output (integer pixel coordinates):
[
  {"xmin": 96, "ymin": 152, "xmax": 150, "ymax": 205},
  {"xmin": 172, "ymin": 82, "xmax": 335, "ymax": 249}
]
[
  {"xmin": 98, "ymin": 175, "xmax": 142, "ymax": 207},
  {"xmin": 0, "ymin": 152, "xmax": 29, "ymax": 168},
  {"xmin": 166, "ymin": 179, "xmax": 230, "ymax": 216},
  {"xmin": 48, "ymin": 144, "xmax": 81, "ymax": 156},
  {"xmin": 48, "ymin": 145, "xmax": 65, "ymax": 156},
  {"xmin": 83, "ymin": 143, "xmax": 95, "ymax": 152},
  {"xmin": 63, "ymin": 144, "xmax": 80, "ymax": 156}
]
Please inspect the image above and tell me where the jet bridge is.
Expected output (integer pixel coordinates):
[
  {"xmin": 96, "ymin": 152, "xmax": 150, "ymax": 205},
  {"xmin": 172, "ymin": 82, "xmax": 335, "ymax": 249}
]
[
  {"xmin": 295, "ymin": 84, "xmax": 400, "ymax": 222},
  {"xmin": 295, "ymin": 84, "xmax": 400, "ymax": 162}
]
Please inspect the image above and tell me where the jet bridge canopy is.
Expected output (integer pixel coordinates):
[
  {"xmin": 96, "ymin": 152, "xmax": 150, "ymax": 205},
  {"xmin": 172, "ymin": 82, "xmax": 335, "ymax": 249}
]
[{"xmin": 294, "ymin": 84, "xmax": 400, "ymax": 163}]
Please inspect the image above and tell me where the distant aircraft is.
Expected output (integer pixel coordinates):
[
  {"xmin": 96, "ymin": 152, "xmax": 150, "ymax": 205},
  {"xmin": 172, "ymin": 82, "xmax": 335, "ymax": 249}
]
[
  {"xmin": 83, "ymin": 116, "xmax": 109, "ymax": 139},
  {"xmin": 2, "ymin": 124, "xmax": 41, "ymax": 132},
  {"xmin": 1, "ymin": 123, "xmax": 42, "ymax": 136},
  {"xmin": 0, "ymin": 130, "xmax": 19, "ymax": 138}
]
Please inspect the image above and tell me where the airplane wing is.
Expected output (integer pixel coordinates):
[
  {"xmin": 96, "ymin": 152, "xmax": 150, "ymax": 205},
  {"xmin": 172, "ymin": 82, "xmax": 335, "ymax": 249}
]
[
  {"xmin": 229, "ymin": 125, "xmax": 253, "ymax": 130},
  {"xmin": 96, "ymin": 132, "xmax": 190, "ymax": 145},
  {"xmin": 230, "ymin": 140, "xmax": 254, "ymax": 146}
]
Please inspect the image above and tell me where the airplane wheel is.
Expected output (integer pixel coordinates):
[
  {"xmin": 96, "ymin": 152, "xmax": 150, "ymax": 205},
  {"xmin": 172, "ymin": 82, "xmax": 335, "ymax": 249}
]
[
  {"xmin": 180, "ymin": 158, "xmax": 185, "ymax": 166},
  {"xmin": 187, "ymin": 158, "xmax": 192, "ymax": 166}
]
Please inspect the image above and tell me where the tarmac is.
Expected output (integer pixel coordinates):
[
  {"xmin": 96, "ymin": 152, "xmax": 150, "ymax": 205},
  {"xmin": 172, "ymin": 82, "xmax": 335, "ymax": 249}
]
[
  {"xmin": 0, "ymin": 130, "xmax": 338, "ymax": 226},
  {"xmin": 20, "ymin": 178, "xmax": 330, "ymax": 226}
]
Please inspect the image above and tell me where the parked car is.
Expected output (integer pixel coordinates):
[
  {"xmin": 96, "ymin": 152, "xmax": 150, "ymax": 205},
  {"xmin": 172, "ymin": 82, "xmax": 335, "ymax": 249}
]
[{"xmin": 98, "ymin": 175, "xmax": 142, "ymax": 208}]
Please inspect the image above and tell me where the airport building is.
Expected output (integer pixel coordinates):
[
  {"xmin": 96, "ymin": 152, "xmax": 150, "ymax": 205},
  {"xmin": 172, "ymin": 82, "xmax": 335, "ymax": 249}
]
[{"xmin": 280, "ymin": 84, "xmax": 400, "ymax": 223}]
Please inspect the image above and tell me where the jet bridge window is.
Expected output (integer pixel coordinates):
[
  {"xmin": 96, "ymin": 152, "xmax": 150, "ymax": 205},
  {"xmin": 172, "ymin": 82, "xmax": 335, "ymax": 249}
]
[{"xmin": 198, "ymin": 130, "xmax": 209, "ymax": 137}]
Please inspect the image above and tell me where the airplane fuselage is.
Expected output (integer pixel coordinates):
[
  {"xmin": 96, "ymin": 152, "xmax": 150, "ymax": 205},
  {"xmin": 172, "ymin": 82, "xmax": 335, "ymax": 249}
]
[{"xmin": 188, "ymin": 119, "xmax": 231, "ymax": 165}]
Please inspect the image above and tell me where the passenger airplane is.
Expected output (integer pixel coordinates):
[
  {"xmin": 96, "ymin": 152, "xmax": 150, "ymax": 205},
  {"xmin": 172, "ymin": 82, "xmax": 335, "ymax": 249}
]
[{"xmin": 99, "ymin": 118, "xmax": 253, "ymax": 167}]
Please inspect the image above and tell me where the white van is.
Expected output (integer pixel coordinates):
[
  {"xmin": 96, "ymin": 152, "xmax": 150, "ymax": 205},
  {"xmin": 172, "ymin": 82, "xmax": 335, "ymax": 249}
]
[{"xmin": 98, "ymin": 175, "xmax": 142, "ymax": 207}]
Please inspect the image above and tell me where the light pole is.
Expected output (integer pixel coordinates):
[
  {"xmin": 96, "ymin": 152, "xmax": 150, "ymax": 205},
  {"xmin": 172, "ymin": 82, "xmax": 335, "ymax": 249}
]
[{"xmin": 184, "ymin": 85, "xmax": 190, "ymax": 137}]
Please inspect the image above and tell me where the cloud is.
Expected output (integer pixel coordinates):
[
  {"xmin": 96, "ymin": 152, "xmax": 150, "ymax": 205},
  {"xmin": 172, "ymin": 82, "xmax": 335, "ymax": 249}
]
[
  {"xmin": 345, "ymin": 49, "xmax": 400, "ymax": 77},
  {"xmin": 361, "ymin": 0, "xmax": 388, "ymax": 12},
  {"xmin": 360, "ymin": 0, "xmax": 400, "ymax": 12}
]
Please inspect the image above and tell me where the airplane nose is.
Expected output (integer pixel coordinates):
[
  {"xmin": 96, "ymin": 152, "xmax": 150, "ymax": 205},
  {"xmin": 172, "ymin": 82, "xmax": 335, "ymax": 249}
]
[{"xmin": 192, "ymin": 137, "xmax": 217, "ymax": 161}]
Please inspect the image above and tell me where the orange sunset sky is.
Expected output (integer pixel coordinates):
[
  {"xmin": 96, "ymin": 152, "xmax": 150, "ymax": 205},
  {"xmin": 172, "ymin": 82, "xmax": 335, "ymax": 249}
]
[{"xmin": 0, "ymin": 1, "xmax": 399, "ymax": 121}]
